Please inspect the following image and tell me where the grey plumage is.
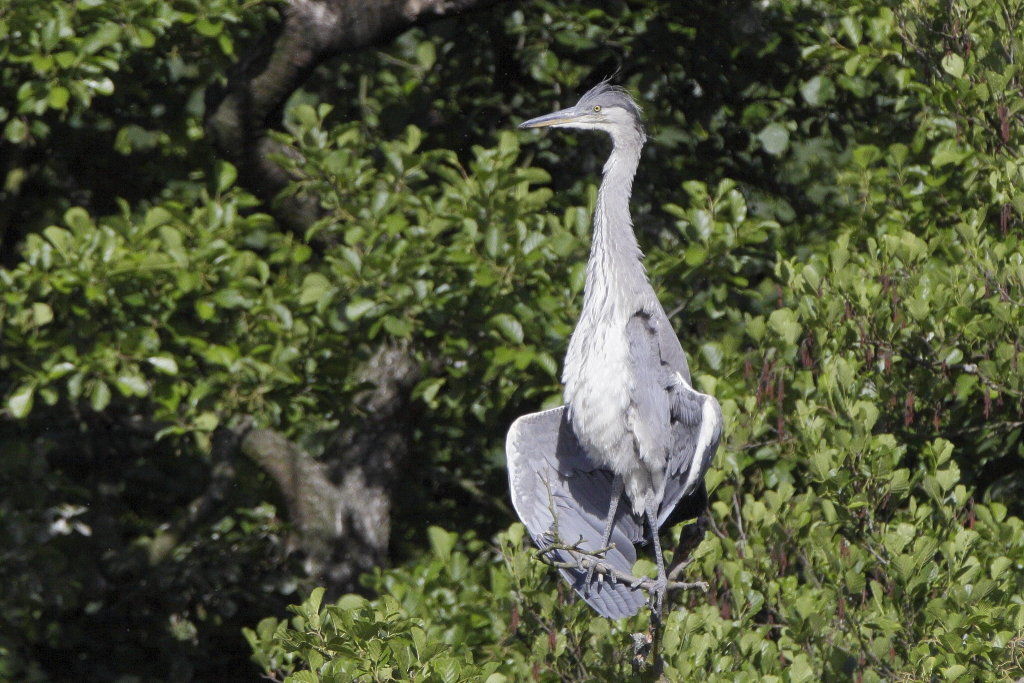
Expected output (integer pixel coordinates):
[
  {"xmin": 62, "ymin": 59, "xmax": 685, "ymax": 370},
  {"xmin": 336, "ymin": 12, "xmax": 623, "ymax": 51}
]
[
  {"xmin": 506, "ymin": 80, "xmax": 723, "ymax": 619},
  {"xmin": 506, "ymin": 408, "xmax": 646, "ymax": 619}
]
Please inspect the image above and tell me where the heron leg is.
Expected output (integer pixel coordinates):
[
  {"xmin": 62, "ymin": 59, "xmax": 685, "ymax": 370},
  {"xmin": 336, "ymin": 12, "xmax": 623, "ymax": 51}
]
[
  {"xmin": 584, "ymin": 474, "xmax": 624, "ymax": 594},
  {"xmin": 645, "ymin": 497, "xmax": 668, "ymax": 619}
]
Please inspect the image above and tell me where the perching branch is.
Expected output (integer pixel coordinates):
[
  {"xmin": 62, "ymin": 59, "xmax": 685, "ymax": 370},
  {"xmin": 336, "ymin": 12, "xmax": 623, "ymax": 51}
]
[{"xmin": 533, "ymin": 539, "xmax": 709, "ymax": 595}]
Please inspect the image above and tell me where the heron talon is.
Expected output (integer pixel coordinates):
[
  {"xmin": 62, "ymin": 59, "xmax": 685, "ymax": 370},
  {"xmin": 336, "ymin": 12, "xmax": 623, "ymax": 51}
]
[
  {"xmin": 583, "ymin": 559, "xmax": 598, "ymax": 592},
  {"xmin": 647, "ymin": 577, "xmax": 668, "ymax": 619}
]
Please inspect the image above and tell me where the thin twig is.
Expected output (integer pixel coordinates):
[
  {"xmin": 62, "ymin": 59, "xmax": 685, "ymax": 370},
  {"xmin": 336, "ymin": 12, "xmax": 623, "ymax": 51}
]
[
  {"xmin": 668, "ymin": 558, "xmax": 694, "ymax": 582},
  {"xmin": 732, "ymin": 489, "xmax": 747, "ymax": 542}
]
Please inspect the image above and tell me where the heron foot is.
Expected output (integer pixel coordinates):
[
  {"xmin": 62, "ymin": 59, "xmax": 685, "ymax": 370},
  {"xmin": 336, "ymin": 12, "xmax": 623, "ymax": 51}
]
[
  {"xmin": 647, "ymin": 576, "xmax": 668, "ymax": 619},
  {"xmin": 583, "ymin": 561, "xmax": 598, "ymax": 594},
  {"xmin": 580, "ymin": 544, "xmax": 616, "ymax": 595}
]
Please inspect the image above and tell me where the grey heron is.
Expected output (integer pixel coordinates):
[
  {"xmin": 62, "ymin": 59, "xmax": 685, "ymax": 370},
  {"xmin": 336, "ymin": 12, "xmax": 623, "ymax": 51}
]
[{"xmin": 506, "ymin": 81, "xmax": 723, "ymax": 619}]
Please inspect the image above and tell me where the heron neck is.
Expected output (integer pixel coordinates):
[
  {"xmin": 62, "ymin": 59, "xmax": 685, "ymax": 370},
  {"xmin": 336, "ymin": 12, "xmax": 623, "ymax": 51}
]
[{"xmin": 585, "ymin": 141, "xmax": 647, "ymax": 309}]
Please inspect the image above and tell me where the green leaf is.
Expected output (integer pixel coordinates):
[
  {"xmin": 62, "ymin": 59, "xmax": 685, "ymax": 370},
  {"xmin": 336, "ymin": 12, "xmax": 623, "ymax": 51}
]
[
  {"xmin": 416, "ymin": 41, "xmax": 436, "ymax": 70},
  {"xmin": 768, "ymin": 308, "xmax": 802, "ymax": 345},
  {"xmin": 853, "ymin": 145, "xmax": 882, "ymax": 169},
  {"xmin": 195, "ymin": 300, "xmax": 216, "ymax": 320},
  {"xmin": 300, "ymin": 274, "xmax": 332, "ymax": 306},
  {"xmin": 845, "ymin": 568, "xmax": 865, "ymax": 594},
  {"xmin": 942, "ymin": 665, "xmax": 967, "ymax": 681},
  {"xmin": 135, "ymin": 28, "xmax": 156, "ymax": 48},
  {"xmin": 888, "ymin": 468, "xmax": 910, "ymax": 495},
  {"xmin": 427, "ymin": 526, "xmax": 456, "ymax": 561},
  {"xmin": 484, "ymin": 226, "xmax": 503, "ymax": 259},
  {"xmin": 307, "ymin": 587, "xmax": 324, "ymax": 616},
  {"xmin": 931, "ymin": 140, "xmax": 969, "ymax": 168},
  {"xmin": 990, "ymin": 556, "xmax": 1012, "ymax": 579},
  {"xmin": 700, "ymin": 342, "xmax": 724, "ymax": 371},
  {"xmin": 757, "ymin": 123, "xmax": 789, "ymax": 156},
  {"xmin": 631, "ymin": 559, "xmax": 658, "ymax": 578},
  {"xmin": 114, "ymin": 375, "xmax": 149, "ymax": 397},
  {"xmin": 194, "ymin": 19, "xmax": 223, "ymax": 37},
  {"xmin": 800, "ymin": 75, "xmax": 834, "ymax": 106},
  {"xmin": 745, "ymin": 315, "xmax": 766, "ymax": 342},
  {"xmin": 413, "ymin": 378, "xmax": 445, "ymax": 406},
  {"xmin": 204, "ymin": 345, "xmax": 238, "ymax": 367},
  {"xmin": 90, "ymin": 380, "xmax": 111, "ymax": 412},
  {"xmin": 147, "ymin": 357, "xmax": 179, "ymax": 375},
  {"xmin": 345, "ymin": 299, "xmax": 375, "ymax": 320},
  {"xmin": 82, "ymin": 22, "xmax": 121, "ymax": 54},
  {"xmin": 941, "ymin": 53, "xmax": 965, "ymax": 78},
  {"xmin": 954, "ymin": 373, "xmax": 977, "ymax": 399},
  {"xmin": 144, "ymin": 207, "xmax": 173, "ymax": 230},
  {"xmin": 935, "ymin": 464, "xmax": 960, "ymax": 492},
  {"xmin": 64, "ymin": 207, "xmax": 93, "ymax": 232},
  {"xmin": 215, "ymin": 160, "xmax": 237, "ymax": 193},
  {"xmin": 7, "ymin": 384, "xmax": 35, "ymax": 419},
  {"xmin": 194, "ymin": 412, "xmax": 219, "ymax": 432},
  {"xmin": 48, "ymin": 86, "xmax": 70, "ymax": 110},
  {"xmin": 841, "ymin": 15, "xmax": 862, "ymax": 45},
  {"xmin": 5, "ymin": 119, "xmax": 28, "ymax": 144},
  {"xmin": 32, "ymin": 302, "xmax": 53, "ymax": 326},
  {"xmin": 490, "ymin": 314, "xmax": 523, "ymax": 345},
  {"xmin": 383, "ymin": 316, "xmax": 412, "ymax": 337},
  {"xmin": 789, "ymin": 655, "xmax": 814, "ymax": 683},
  {"xmin": 411, "ymin": 626, "xmax": 428, "ymax": 660}
]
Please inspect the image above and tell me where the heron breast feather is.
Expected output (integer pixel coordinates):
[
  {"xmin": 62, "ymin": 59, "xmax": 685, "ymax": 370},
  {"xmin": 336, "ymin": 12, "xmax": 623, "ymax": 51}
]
[{"xmin": 564, "ymin": 323, "xmax": 632, "ymax": 464}]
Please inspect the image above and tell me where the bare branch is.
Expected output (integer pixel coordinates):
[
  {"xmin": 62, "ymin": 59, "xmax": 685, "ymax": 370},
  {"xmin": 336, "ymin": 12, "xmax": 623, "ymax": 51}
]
[{"xmin": 533, "ymin": 541, "xmax": 709, "ymax": 594}]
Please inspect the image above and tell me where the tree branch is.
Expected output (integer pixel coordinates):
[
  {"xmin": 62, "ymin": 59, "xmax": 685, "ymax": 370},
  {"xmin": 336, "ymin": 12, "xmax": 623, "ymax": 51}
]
[
  {"xmin": 240, "ymin": 425, "xmax": 349, "ymax": 580},
  {"xmin": 202, "ymin": 1, "xmax": 504, "ymax": 588},
  {"xmin": 205, "ymin": 0, "xmax": 506, "ymax": 229},
  {"xmin": 534, "ymin": 540, "xmax": 709, "ymax": 594}
]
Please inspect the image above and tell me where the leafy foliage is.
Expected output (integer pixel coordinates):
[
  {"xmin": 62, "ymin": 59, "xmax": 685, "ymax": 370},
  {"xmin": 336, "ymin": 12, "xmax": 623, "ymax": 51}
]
[{"xmin": 3, "ymin": 0, "xmax": 1024, "ymax": 681}]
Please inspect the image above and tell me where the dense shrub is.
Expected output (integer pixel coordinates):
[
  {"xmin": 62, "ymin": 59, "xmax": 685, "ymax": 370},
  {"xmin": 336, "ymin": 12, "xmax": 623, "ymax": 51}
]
[{"xmin": 3, "ymin": 0, "xmax": 1024, "ymax": 680}]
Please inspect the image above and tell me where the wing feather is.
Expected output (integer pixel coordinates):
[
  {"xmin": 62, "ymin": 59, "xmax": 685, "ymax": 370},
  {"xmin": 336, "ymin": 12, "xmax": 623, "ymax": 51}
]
[
  {"xmin": 652, "ymin": 308, "xmax": 690, "ymax": 385},
  {"xmin": 624, "ymin": 309, "xmax": 722, "ymax": 528},
  {"xmin": 506, "ymin": 407, "xmax": 646, "ymax": 619},
  {"xmin": 659, "ymin": 386, "xmax": 722, "ymax": 527}
]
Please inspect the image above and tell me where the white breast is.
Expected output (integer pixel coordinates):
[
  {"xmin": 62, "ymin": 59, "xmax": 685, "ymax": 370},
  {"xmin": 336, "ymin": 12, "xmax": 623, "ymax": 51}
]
[{"xmin": 563, "ymin": 310, "xmax": 633, "ymax": 471}]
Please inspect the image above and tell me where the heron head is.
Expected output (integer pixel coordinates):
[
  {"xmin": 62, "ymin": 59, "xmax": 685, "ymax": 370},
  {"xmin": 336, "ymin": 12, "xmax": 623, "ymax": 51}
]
[{"xmin": 518, "ymin": 80, "xmax": 646, "ymax": 146}]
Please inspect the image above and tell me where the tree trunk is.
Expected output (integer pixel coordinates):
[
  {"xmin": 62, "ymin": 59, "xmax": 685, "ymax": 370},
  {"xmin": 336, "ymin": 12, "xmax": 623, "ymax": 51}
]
[
  {"xmin": 236, "ymin": 344, "xmax": 418, "ymax": 591},
  {"xmin": 205, "ymin": 0, "xmax": 506, "ymax": 590}
]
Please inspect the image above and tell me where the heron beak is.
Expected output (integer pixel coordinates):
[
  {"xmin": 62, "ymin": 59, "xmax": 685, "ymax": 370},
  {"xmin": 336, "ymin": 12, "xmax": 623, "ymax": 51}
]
[{"xmin": 518, "ymin": 107, "xmax": 585, "ymax": 129}]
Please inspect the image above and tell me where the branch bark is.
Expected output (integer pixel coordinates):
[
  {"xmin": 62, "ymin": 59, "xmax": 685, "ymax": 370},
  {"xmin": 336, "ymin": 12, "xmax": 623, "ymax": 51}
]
[
  {"xmin": 205, "ymin": 0, "xmax": 504, "ymax": 229},
  {"xmin": 240, "ymin": 427, "xmax": 348, "ymax": 579},
  {"xmin": 239, "ymin": 343, "xmax": 418, "ymax": 590}
]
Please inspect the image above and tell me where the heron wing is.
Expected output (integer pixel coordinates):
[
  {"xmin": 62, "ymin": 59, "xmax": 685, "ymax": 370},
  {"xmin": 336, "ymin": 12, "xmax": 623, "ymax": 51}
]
[
  {"xmin": 506, "ymin": 407, "xmax": 647, "ymax": 619},
  {"xmin": 625, "ymin": 310, "xmax": 722, "ymax": 528},
  {"xmin": 652, "ymin": 308, "xmax": 691, "ymax": 385},
  {"xmin": 660, "ymin": 384, "xmax": 722, "ymax": 528}
]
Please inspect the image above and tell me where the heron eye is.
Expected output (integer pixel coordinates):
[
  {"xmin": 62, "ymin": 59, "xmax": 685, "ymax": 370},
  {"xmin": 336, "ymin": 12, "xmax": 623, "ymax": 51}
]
[{"xmin": 593, "ymin": 105, "xmax": 601, "ymax": 112}]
